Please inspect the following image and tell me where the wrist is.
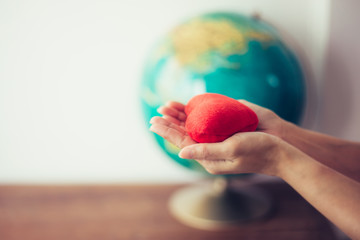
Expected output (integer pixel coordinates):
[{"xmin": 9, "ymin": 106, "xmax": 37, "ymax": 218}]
[
  {"xmin": 269, "ymin": 139, "xmax": 288, "ymax": 177},
  {"xmin": 263, "ymin": 136, "xmax": 290, "ymax": 177},
  {"xmin": 274, "ymin": 140, "xmax": 311, "ymax": 181},
  {"xmin": 278, "ymin": 120, "xmax": 297, "ymax": 141},
  {"xmin": 269, "ymin": 134, "xmax": 299, "ymax": 178}
]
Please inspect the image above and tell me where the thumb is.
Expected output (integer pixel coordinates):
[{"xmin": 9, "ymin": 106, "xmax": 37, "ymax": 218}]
[{"xmin": 179, "ymin": 142, "xmax": 229, "ymax": 160}]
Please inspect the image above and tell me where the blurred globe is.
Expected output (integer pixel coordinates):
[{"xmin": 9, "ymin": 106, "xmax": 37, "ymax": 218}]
[{"xmin": 141, "ymin": 12, "xmax": 305, "ymax": 172}]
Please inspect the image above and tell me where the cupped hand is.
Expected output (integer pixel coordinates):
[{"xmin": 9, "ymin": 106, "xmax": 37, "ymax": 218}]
[
  {"xmin": 149, "ymin": 100, "xmax": 289, "ymax": 176},
  {"xmin": 150, "ymin": 101, "xmax": 196, "ymax": 149},
  {"xmin": 150, "ymin": 99, "xmax": 285, "ymax": 141},
  {"xmin": 238, "ymin": 100, "xmax": 285, "ymax": 138},
  {"xmin": 178, "ymin": 131, "xmax": 284, "ymax": 176}
]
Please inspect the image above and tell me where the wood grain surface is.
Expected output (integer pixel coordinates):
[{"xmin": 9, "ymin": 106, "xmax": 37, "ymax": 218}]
[{"xmin": 0, "ymin": 180, "xmax": 335, "ymax": 240}]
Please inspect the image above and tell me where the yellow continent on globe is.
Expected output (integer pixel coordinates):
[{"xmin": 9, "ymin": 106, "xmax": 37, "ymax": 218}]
[{"xmin": 170, "ymin": 18, "xmax": 273, "ymax": 72}]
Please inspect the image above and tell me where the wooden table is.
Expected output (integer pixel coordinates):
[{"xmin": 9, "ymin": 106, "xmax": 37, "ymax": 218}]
[{"xmin": 0, "ymin": 180, "xmax": 336, "ymax": 240}]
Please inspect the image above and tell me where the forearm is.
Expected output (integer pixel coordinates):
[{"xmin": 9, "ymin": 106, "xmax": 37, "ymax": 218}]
[
  {"xmin": 281, "ymin": 121, "xmax": 360, "ymax": 181},
  {"xmin": 277, "ymin": 146, "xmax": 360, "ymax": 239}
]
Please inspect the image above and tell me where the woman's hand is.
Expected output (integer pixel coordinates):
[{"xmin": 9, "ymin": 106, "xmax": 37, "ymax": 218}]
[
  {"xmin": 178, "ymin": 131, "xmax": 285, "ymax": 176},
  {"xmin": 150, "ymin": 101, "xmax": 196, "ymax": 149},
  {"xmin": 238, "ymin": 100, "xmax": 286, "ymax": 138},
  {"xmin": 152, "ymin": 99, "xmax": 286, "ymax": 138},
  {"xmin": 150, "ymin": 100, "xmax": 288, "ymax": 176}
]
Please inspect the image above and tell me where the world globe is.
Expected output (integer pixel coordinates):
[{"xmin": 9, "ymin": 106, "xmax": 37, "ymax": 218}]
[{"xmin": 141, "ymin": 12, "xmax": 305, "ymax": 173}]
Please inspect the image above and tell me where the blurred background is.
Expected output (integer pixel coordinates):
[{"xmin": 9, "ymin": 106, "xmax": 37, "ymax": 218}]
[{"xmin": 0, "ymin": 0, "xmax": 359, "ymax": 184}]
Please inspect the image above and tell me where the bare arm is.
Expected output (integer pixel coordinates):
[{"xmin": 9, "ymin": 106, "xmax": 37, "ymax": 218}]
[
  {"xmin": 277, "ymin": 143, "xmax": 360, "ymax": 239},
  {"xmin": 281, "ymin": 121, "xmax": 360, "ymax": 181},
  {"xmin": 238, "ymin": 100, "xmax": 360, "ymax": 182}
]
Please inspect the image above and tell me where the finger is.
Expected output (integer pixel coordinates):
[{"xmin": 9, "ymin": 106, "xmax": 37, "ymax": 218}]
[
  {"xmin": 163, "ymin": 115, "xmax": 185, "ymax": 127},
  {"xmin": 166, "ymin": 101, "xmax": 185, "ymax": 111},
  {"xmin": 157, "ymin": 106, "xmax": 187, "ymax": 121},
  {"xmin": 150, "ymin": 123, "xmax": 185, "ymax": 148},
  {"xmin": 179, "ymin": 142, "xmax": 231, "ymax": 160},
  {"xmin": 150, "ymin": 116, "xmax": 185, "ymax": 134},
  {"xmin": 150, "ymin": 124, "xmax": 195, "ymax": 148}
]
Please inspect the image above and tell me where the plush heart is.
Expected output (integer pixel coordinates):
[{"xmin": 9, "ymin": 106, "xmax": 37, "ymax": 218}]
[{"xmin": 185, "ymin": 93, "xmax": 258, "ymax": 143}]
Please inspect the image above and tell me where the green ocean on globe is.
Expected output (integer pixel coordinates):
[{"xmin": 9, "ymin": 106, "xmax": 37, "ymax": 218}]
[{"xmin": 141, "ymin": 12, "xmax": 305, "ymax": 173}]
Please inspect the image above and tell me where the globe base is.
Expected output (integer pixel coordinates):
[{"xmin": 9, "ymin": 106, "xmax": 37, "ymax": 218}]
[{"xmin": 169, "ymin": 177, "xmax": 273, "ymax": 230}]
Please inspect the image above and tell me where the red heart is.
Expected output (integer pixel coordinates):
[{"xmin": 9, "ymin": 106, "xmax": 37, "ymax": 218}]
[{"xmin": 185, "ymin": 93, "xmax": 258, "ymax": 143}]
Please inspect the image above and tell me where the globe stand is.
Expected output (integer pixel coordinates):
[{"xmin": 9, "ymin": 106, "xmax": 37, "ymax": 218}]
[{"xmin": 169, "ymin": 177, "xmax": 272, "ymax": 230}]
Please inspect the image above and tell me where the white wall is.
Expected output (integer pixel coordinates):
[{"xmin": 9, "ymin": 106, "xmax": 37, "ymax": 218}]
[
  {"xmin": 0, "ymin": 0, "xmax": 331, "ymax": 183},
  {"xmin": 317, "ymin": 0, "xmax": 360, "ymax": 141}
]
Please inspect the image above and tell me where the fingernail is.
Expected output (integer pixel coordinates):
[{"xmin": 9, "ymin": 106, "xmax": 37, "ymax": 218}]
[
  {"xmin": 149, "ymin": 125, "xmax": 154, "ymax": 132},
  {"xmin": 157, "ymin": 106, "xmax": 164, "ymax": 114},
  {"xmin": 179, "ymin": 147, "xmax": 193, "ymax": 159}
]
